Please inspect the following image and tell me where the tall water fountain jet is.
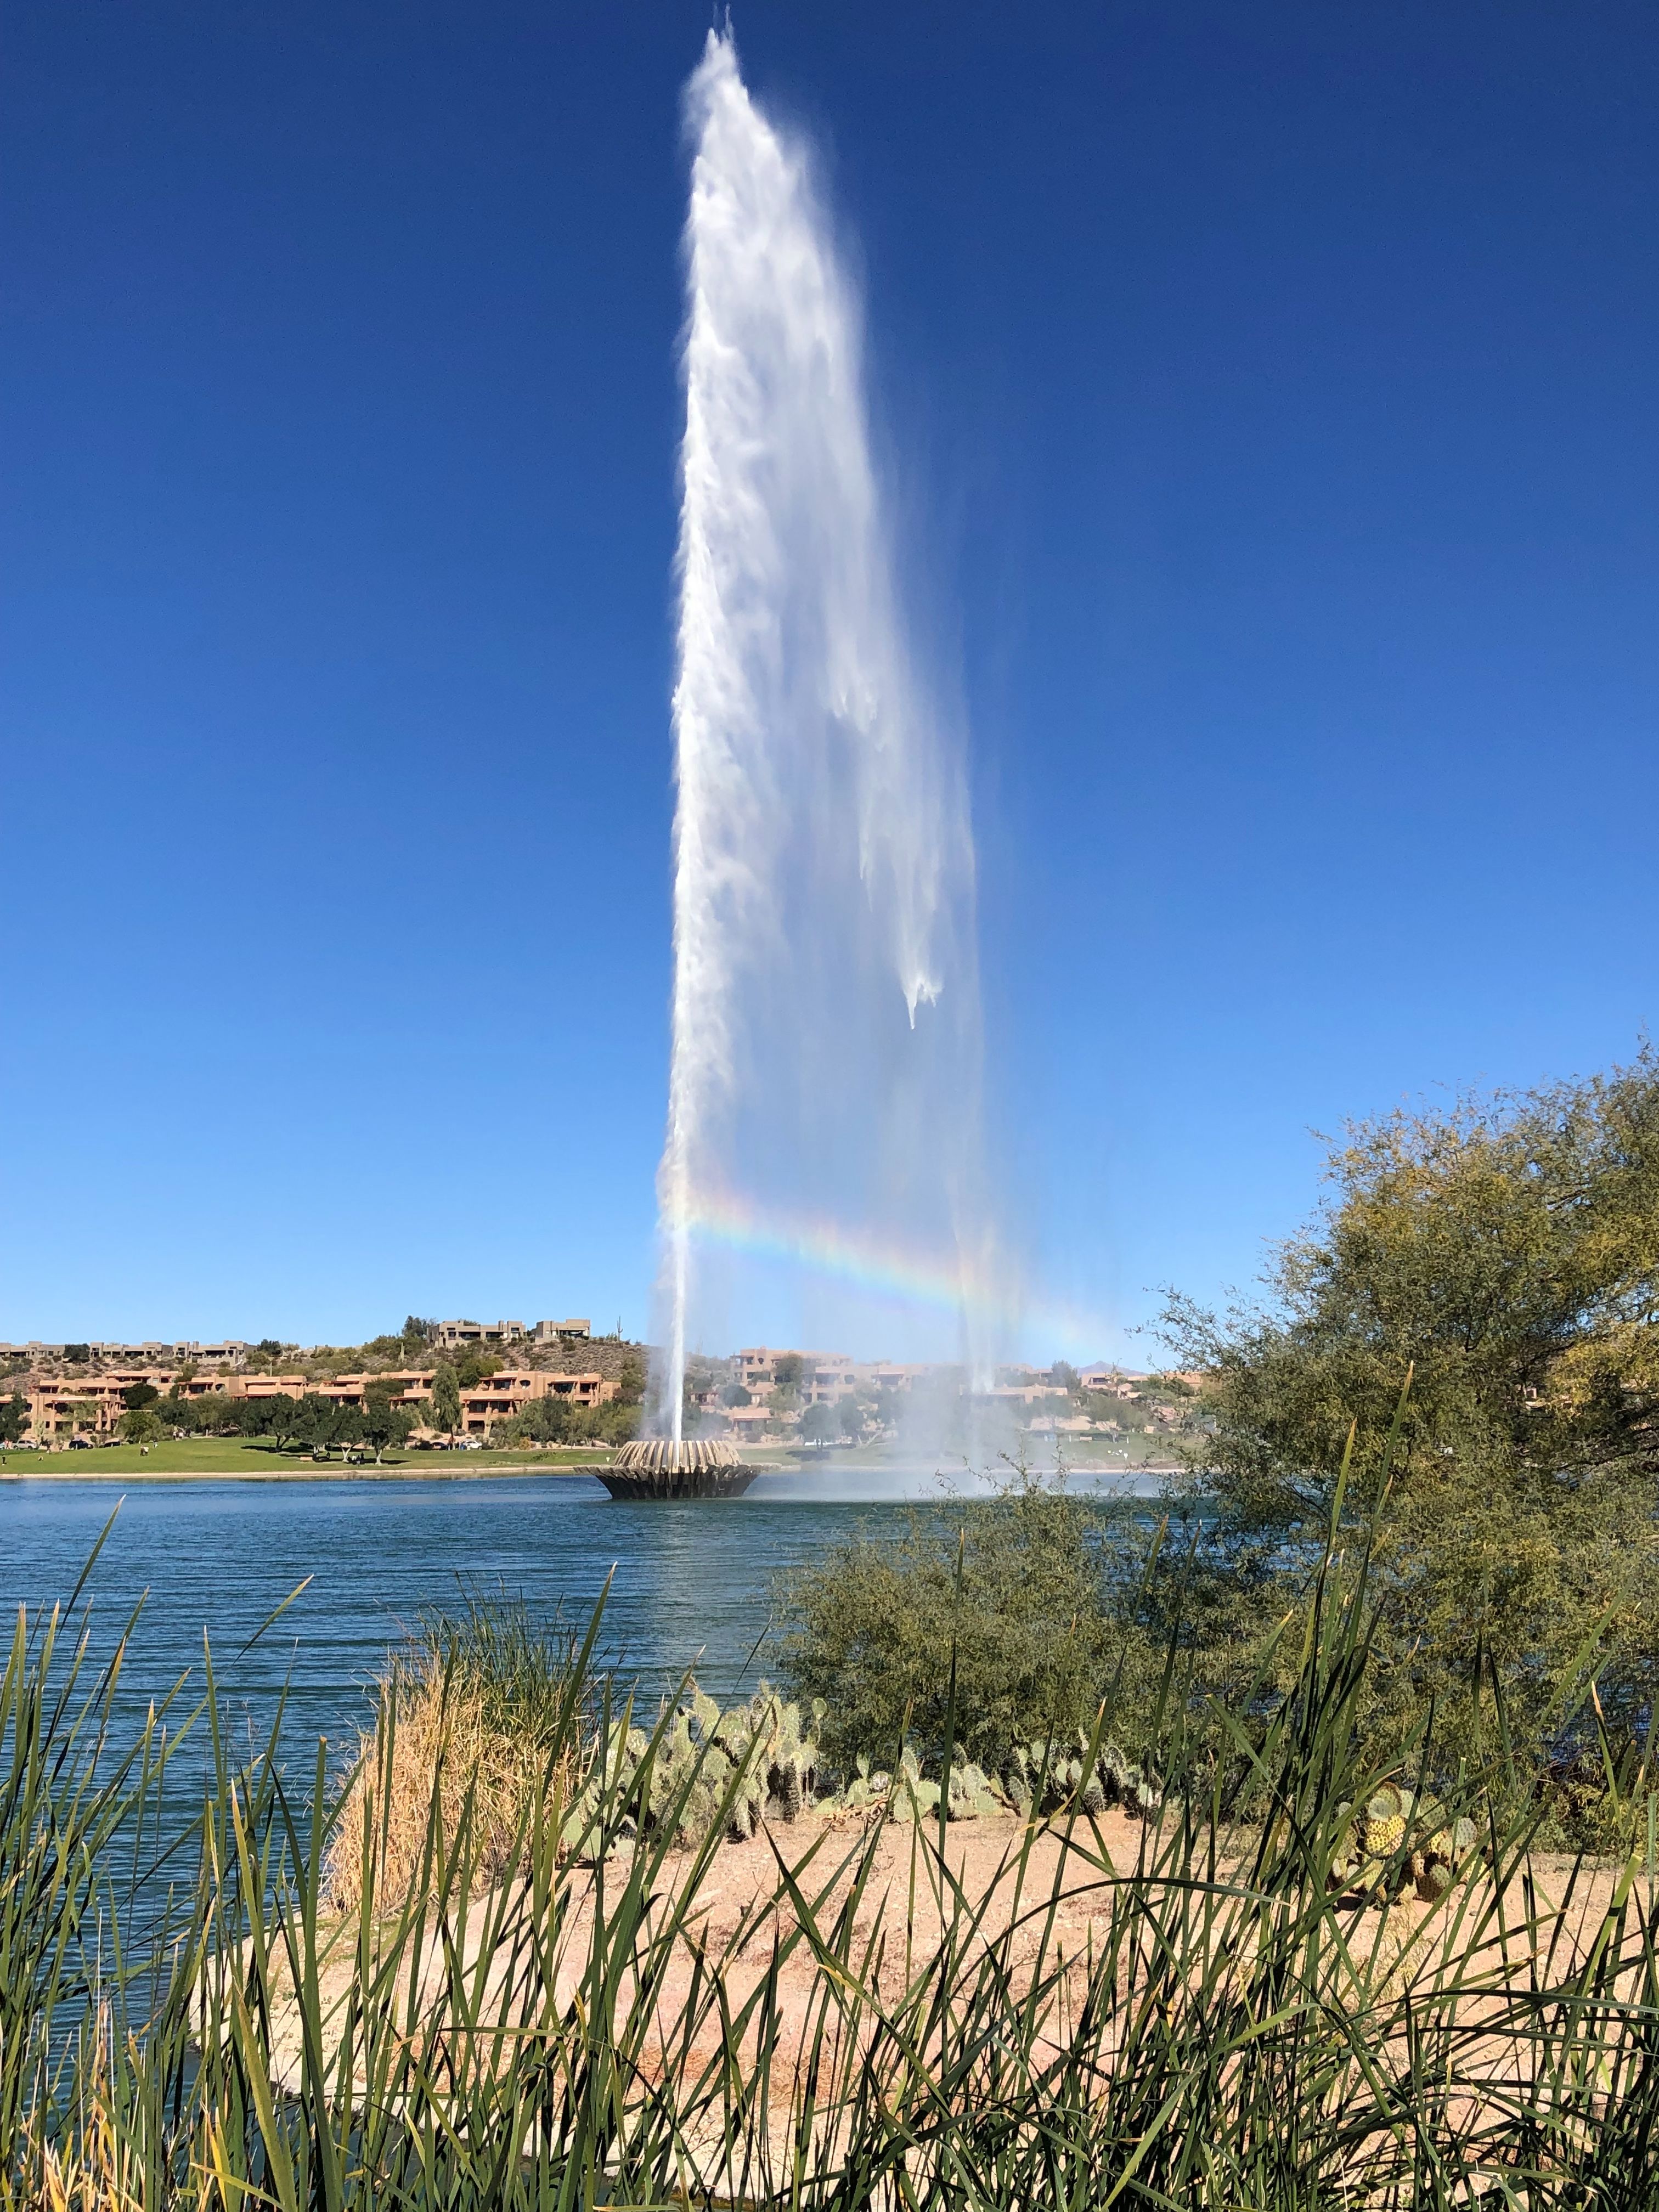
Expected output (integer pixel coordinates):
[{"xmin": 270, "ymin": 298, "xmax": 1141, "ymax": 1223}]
[{"xmin": 651, "ymin": 27, "xmax": 994, "ymax": 1446}]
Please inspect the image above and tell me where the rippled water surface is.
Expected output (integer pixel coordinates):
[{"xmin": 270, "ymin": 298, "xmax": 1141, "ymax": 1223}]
[{"xmin": 3, "ymin": 1467, "xmax": 1160, "ymax": 1758}]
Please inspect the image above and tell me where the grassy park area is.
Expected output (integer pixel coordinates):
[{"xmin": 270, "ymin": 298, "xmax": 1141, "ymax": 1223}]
[{"xmin": 0, "ymin": 1437, "xmax": 621, "ymax": 1479}]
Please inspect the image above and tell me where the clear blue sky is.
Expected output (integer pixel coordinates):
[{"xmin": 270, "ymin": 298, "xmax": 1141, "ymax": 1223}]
[{"xmin": 4, "ymin": 1, "xmax": 1656, "ymax": 1359}]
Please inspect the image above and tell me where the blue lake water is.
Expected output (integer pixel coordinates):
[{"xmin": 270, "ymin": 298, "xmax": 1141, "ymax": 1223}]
[{"xmin": 2, "ymin": 1466, "xmax": 1162, "ymax": 1762}]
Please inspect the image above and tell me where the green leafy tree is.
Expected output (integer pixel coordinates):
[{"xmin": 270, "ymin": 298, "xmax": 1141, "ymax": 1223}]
[
  {"xmin": 262, "ymin": 1393, "xmax": 302, "ymax": 1451},
  {"xmin": 720, "ymin": 1382, "xmax": 752, "ymax": 1408},
  {"xmin": 614, "ymin": 1352, "xmax": 646, "ymax": 1404},
  {"xmin": 119, "ymin": 1407, "xmax": 163, "ymax": 1446},
  {"xmin": 63, "ymin": 1345, "xmax": 91, "ymax": 1367},
  {"xmin": 189, "ymin": 1393, "xmax": 236, "ymax": 1436},
  {"xmin": 0, "ymin": 1396, "xmax": 30, "ymax": 1447},
  {"xmin": 568, "ymin": 1397, "xmax": 642, "ymax": 1447},
  {"xmin": 500, "ymin": 1397, "xmax": 574, "ymax": 1447},
  {"xmin": 1165, "ymin": 1053, "xmax": 1659, "ymax": 1509},
  {"xmin": 838, "ymin": 1397, "xmax": 866, "ymax": 1441},
  {"xmin": 232, "ymin": 1394, "xmax": 297, "ymax": 1449},
  {"xmin": 773, "ymin": 1353, "xmax": 804, "ymax": 1392},
  {"xmin": 64, "ymin": 1400, "xmax": 100, "ymax": 1443},
  {"xmin": 293, "ymin": 1393, "xmax": 340, "ymax": 1456},
  {"xmin": 455, "ymin": 1353, "xmax": 500, "ymax": 1389},
  {"xmin": 799, "ymin": 1403, "xmax": 838, "ymax": 1448},
  {"xmin": 361, "ymin": 1382, "xmax": 414, "ymax": 1464},
  {"xmin": 430, "ymin": 1364, "xmax": 462, "ymax": 1438},
  {"xmin": 121, "ymin": 1381, "xmax": 160, "ymax": 1413}
]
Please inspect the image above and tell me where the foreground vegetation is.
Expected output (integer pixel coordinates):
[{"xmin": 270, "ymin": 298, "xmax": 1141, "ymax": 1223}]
[
  {"xmin": 11, "ymin": 1053, "xmax": 1659, "ymax": 2202},
  {"xmin": 784, "ymin": 1056, "xmax": 1659, "ymax": 1852},
  {"xmin": 9, "ymin": 1424, "xmax": 1659, "ymax": 2211}
]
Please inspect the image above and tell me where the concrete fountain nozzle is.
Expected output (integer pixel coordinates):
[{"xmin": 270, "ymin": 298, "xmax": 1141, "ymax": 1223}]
[{"xmin": 600, "ymin": 1437, "xmax": 759, "ymax": 1501}]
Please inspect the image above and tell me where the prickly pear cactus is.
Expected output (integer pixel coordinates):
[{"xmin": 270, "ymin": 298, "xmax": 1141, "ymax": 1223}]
[
  {"xmin": 994, "ymin": 1731, "xmax": 1159, "ymax": 1822},
  {"xmin": 558, "ymin": 1680, "xmax": 823, "ymax": 1857},
  {"xmin": 1365, "ymin": 1784, "xmax": 1409, "ymax": 1858},
  {"xmin": 1413, "ymin": 1812, "xmax": 1477, "ymax": 1901},
  {"xmin": 694, "ymin": 1680, "xmax": 825, "ymax": 1837},
  {"xmin": 1329, "ymin": 1784, "xmax": 1478, "ymax": 1904},
  {"xmin": 942, "ymin": 1761, "xmax": 1007, "ymax": 1821}
]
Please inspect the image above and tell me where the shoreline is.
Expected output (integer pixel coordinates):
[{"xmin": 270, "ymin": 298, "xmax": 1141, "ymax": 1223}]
[
  {"xmin": 0, "ymin": 1469, "xmax": 610, "ymax": 1486},
  {"xmin": 1, "ymin": 1459, "xmax": 1178, "ymax": 1488},
  {"xmin": 0, "ymin": 1458, "xmax": 615, "ymax": 1483}
]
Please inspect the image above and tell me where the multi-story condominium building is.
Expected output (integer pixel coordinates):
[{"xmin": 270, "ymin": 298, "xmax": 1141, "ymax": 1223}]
[
  {"xmin": 732, "ymin": 1348, "xmax": 857, "ymax": 1403},
  {"xmin": 1, "ymin": 1340, "xmax": 250, "ymax": 1368},
  {"xmin": 972, "ymin": 1380, "xmax": 1070, "ymax": 1407},
  {"xmin": 18, "ymin": 1364, "xmax": 619, "ymax": 1443},
  {"xmin": 434, "ymin": 1317, "xmax": 591, "ymax": 1350},
  {"xmin": 21, "ymin": 1366, "xmax": 265, "ymax": 1440},
  {"xmin": 856, "ymin": 1361, "xmax": 929, "ymax": 1396},
  {"xmin": 453, "ymin": 1369, "xmax": 617, "ymax": 1437}
]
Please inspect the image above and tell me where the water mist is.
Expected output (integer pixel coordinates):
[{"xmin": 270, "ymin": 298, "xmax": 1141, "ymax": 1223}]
[{"xmin": 651, "ymin": 28, "xmax": 993, "ymax": 1446}]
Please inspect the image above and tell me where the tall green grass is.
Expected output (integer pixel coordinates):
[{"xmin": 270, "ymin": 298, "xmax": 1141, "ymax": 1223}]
[{"xmin": 6, "ymin": 1441, "xmax": 1658, "ymax": 2208}]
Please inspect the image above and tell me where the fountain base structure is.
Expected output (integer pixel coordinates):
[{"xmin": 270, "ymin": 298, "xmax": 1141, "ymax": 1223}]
[{"xmin": 600, "ymin": 1438, "xmax": 758, "ymax": 1502}]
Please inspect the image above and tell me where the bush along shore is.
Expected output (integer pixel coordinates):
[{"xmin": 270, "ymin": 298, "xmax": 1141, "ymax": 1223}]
[{"xmin": 9, "ymin": 1409, "xmax": 1659, "ymax": 2212}]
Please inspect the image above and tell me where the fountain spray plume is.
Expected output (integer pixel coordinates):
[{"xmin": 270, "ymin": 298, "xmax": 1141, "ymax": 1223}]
[{"xmin": 652, "ymin": 27, "xmax": 995, "ymax": 1444}]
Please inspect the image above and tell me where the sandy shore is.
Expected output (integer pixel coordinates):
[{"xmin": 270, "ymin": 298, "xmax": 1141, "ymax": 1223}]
[{"xmin": 247, "ymin": 1796, "xmax": 1643, "ymax": 2167}]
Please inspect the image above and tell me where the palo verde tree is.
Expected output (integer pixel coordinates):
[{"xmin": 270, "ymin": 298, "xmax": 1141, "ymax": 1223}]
[
  {"xmin": 1160, "ymin": 1050, "xmax": 1659, "ymax": 1816},
  {"xmin": 1165, "ymin": 1051, "xmax": 1659, "ymax": 1511}
]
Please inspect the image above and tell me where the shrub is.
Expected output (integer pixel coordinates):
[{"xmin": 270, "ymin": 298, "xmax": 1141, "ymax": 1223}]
[{"xmin": 778, "ymin": 1478, "xmax": 1144, "ymax": 1774}]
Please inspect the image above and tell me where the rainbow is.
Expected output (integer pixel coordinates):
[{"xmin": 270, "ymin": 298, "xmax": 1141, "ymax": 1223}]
[{"xmin": 672, "ymin": 1184, "xmax": 1107, "ymax": 1350}]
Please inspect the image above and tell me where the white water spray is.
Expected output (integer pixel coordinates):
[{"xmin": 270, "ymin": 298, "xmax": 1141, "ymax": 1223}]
[{"xmin": 651, "ymin": 28, "xmax": 991, "ymax": 1442}]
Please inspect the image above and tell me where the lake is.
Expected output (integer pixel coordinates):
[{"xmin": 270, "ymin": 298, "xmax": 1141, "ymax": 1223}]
[{"xmin": 2, "ymin": 1464, "xmax": 1163, "ymax": 1759}]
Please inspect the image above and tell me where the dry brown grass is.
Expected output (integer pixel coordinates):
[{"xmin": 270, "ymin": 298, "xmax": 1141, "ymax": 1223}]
[{"xmin": 324, "ymin": 1639, "xmax": 584, "ymax": 1914}]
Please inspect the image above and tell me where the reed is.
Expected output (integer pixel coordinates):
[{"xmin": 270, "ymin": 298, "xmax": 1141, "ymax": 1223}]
[
  {"xmin": 324, "ymin": 1594, "xmax": 590, "ymax": 1913},
  {"xmin": 5, "ymin": 1436, "xmax": 1658, "ymax": 2208}
]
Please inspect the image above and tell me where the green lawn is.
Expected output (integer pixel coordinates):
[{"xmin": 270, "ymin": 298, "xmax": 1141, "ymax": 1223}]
[{"xmin": 0, "ymin": 1438, "xmax": 618, "ymax": 1479}]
